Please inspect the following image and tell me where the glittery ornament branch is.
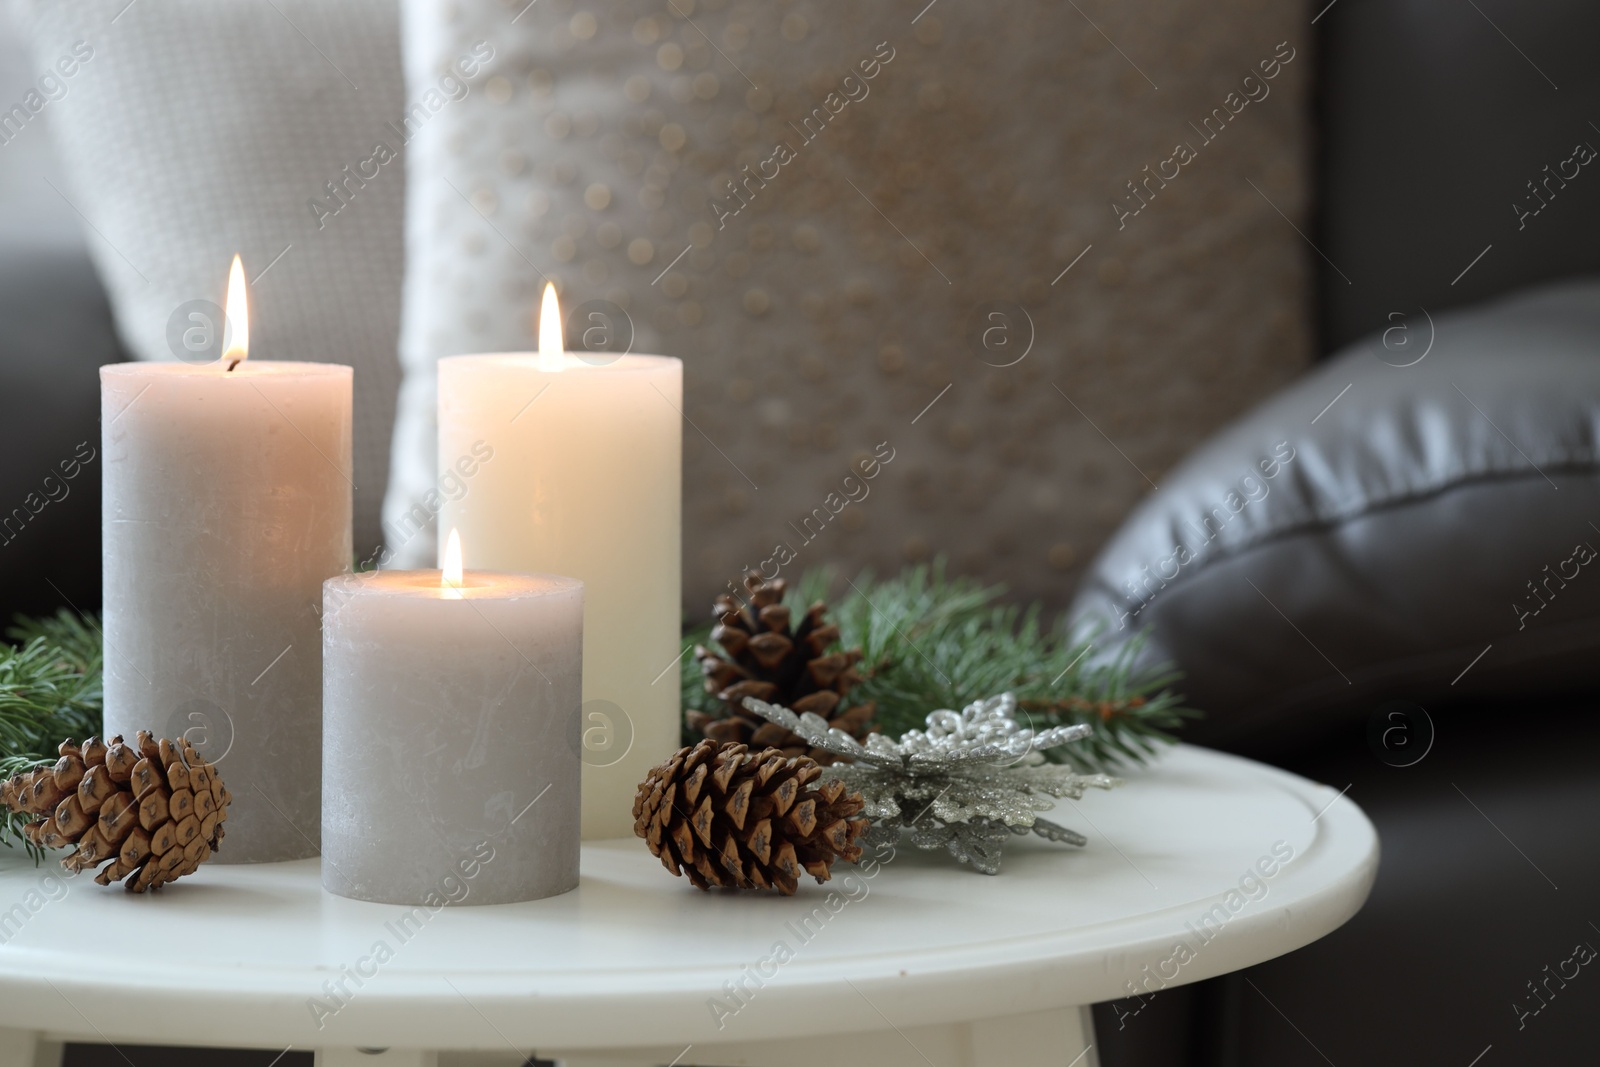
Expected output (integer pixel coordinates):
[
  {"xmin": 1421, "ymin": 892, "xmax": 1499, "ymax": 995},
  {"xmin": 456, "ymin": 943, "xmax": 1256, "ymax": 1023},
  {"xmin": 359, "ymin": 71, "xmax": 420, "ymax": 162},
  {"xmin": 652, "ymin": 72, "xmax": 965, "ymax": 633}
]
[{"xmin": 742, "ymin": 693, "xmax": 1119, "ymax": 874}]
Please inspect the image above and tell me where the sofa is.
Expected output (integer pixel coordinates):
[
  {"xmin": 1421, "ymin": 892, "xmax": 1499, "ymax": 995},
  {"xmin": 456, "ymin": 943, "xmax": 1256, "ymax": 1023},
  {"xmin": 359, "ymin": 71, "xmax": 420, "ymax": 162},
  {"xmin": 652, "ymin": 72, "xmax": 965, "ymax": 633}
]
[{"xmin": 1085, "ymin": 3, "xmax": 1600, "ymax": 1064}]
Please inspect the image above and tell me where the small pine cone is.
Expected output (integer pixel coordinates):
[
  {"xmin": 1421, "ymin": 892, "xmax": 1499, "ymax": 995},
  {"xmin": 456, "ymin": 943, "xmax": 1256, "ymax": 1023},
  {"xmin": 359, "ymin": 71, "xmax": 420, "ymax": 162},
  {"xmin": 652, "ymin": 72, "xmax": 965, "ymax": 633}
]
[
  {"xmin": 2, "ymin": 732, "xmax": 231, "ymax": 892},
  {"xmin": 633, "ymin": 740, "xmax": 869, "ymax": 895},
  {"xmin": 691, "ymin": 572, "xmax": 876, "ymax": 762}
]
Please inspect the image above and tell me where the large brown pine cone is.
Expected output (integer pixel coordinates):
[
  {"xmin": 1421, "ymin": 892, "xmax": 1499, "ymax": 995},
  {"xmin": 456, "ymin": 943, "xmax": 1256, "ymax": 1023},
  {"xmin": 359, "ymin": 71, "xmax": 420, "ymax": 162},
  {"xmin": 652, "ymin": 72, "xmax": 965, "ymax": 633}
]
[
  {"xmin": 687, "ymin": 573, "xmax": 876, "ymax": 763},
  {"xmin": 1, "ymin": 732, "xmax": 231, "ymax": 892},
  {"xmin": 633, "ymin": 739, "xmax": 868, "ymax": 895}
]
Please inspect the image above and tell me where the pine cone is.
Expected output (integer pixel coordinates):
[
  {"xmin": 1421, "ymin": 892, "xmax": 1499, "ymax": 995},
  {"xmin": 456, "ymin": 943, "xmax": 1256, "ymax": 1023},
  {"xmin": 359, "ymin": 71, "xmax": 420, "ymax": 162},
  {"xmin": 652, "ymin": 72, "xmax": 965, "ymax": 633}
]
[
  {"xmin": 687, "ymin": 573, "xmax": 876, "ymax": 763},
  {"xmin": 1, "ymin": 732, "xmax": 231, "ymax": 892},
  {"xmin": 633, "ymin": 739, "xmax": 869, "ymax": 894}
]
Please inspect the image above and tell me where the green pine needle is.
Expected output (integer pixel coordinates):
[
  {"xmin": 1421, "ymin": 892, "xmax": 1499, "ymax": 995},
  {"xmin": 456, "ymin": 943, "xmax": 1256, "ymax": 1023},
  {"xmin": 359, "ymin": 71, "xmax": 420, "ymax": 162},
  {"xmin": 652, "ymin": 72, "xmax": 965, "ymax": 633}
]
[
  {"xmin": 0, "ymin": 611, "xmax": 105, "ymax": 858},
  {"xmin": 682, "ymin": 560, "xmax": 1198, "ymax": 772}
]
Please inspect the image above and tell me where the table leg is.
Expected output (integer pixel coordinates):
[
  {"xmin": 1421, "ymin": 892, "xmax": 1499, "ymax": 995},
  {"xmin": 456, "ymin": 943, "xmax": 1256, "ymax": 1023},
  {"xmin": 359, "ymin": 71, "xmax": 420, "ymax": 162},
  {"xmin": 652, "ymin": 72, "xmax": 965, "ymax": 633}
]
[
  {"xmin": 970, "ymin": 1006, "xmax": 1098, "ymax": 1067},
  {"xmin": 549, "ymin": 1004, "xmax": 1099, "ymax": 1067},
  {"xmin": 0, "ymin": 1030, "xmax": 62, "ymax": 1067},
  {"xmin": 315, "ymin": 1050, "xmax": 439, "ymax": 1067}
]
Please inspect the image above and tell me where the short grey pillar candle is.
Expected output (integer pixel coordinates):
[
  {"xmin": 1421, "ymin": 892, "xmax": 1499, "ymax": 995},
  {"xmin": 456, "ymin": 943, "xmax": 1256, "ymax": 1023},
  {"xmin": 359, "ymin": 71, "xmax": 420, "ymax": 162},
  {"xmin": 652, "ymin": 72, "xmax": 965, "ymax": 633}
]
[{"xmin": 321, "ymin": 567, "xmax": 583, "ymax": 905}]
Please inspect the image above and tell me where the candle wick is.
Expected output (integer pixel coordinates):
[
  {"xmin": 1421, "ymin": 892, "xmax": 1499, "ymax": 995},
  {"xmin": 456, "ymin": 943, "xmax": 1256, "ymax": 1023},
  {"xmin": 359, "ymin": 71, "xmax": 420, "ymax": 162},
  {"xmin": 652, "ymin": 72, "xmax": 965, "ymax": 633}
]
[{"xmin": 226, "ymin": 357, "xmax": 242, "ymax": 372}]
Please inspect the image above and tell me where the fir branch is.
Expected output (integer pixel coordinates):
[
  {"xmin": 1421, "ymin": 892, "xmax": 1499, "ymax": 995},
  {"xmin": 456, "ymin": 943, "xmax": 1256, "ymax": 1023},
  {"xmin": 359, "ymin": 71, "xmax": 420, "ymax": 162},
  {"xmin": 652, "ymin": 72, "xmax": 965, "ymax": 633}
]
[
  {"xmin": 0, "ymin": 611, "xmax": 105, "ymax": 857},
  {"xmin": 7, "ymin": 609, "xmax": 105, "ymax": 676},
  {"xmin": 682, "ymin": 561, "xmax": 1198, "ymax": 771}
]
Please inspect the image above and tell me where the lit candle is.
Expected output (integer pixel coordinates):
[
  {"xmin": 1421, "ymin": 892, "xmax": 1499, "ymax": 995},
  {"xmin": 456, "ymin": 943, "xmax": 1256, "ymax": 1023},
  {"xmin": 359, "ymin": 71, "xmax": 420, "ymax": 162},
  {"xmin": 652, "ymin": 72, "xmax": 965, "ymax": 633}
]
[
  {"xmin": 101, "ymin": 256, "xmax": 352, "ymax": 863},
  {"xmin": 438, "ymin": 283, "xmax": 681, "ymax": 840},
  {"xmin": 321, "ymin": 529, "xmax": 583, "ymax": 905}
]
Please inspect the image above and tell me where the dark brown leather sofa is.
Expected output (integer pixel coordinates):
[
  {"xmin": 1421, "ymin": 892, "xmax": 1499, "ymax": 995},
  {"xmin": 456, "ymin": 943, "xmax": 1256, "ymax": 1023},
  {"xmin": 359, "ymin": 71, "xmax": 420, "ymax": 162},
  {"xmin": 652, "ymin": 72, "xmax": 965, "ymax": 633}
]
[{"xmin": 1089, "ymin": 3, "xmax": 1600, "ymax": 1064}]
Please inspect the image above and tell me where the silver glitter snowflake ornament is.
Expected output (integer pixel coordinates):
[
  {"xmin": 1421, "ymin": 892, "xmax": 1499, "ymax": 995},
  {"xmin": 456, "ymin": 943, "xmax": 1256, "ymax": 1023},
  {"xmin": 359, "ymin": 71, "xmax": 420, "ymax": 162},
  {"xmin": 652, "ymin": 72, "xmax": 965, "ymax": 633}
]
[{"xmin": 742, "ymin": 693, "xmax": 1119, "ymax": 874}]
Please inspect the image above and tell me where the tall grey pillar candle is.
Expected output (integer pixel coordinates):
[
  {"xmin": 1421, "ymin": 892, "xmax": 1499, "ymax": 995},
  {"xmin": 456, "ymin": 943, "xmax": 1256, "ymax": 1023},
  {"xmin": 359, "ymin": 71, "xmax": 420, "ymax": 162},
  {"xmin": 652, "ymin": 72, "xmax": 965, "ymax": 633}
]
[
  {"xmin": 321, "ymin": 567, "xmax": 583, "ymax": 905},
  {"xmin": 101, "ymin": 362, "xmax": 352, "ymax": 863}
]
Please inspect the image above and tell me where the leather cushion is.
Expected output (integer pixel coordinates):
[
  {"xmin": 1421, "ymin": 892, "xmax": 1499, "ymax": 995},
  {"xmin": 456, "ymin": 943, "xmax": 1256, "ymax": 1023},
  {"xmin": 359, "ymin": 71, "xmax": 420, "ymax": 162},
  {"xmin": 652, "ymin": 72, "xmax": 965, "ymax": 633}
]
[{"xmin": 1070, "ymin": 277, "xmax": 1600, "ymax": 752}]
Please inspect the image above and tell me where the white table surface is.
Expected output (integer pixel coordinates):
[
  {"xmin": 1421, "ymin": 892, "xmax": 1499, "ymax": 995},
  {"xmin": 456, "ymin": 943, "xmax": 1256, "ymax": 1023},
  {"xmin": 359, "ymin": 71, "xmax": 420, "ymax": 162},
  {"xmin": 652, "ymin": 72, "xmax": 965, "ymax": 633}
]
[{"xmin": 0, "ymin": 743, "xmax": 1378, "ymax": 1064}]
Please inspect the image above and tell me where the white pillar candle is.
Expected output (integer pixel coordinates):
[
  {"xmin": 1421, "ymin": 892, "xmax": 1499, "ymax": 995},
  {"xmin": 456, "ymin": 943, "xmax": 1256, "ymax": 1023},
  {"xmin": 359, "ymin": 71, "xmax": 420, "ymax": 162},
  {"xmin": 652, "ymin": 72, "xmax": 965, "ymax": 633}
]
[
  {"xmin": 437, "ymin": 285, "xmax": 681, "ymax": 840},
  {"xmin": 320, "ymin": 542, "xmax": 583, "ymax": 905},
  {"xmin": 101, "ymin": 364, "xmax": 352, "ymax": 863}
]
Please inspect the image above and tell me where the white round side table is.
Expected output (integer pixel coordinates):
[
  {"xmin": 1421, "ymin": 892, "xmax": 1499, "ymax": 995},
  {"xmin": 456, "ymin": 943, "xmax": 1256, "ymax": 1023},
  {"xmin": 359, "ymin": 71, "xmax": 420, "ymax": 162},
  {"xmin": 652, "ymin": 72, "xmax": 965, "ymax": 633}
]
[{"xmin": 0, "ymin": 744, "xmax": 1377, "ymax": 1067}]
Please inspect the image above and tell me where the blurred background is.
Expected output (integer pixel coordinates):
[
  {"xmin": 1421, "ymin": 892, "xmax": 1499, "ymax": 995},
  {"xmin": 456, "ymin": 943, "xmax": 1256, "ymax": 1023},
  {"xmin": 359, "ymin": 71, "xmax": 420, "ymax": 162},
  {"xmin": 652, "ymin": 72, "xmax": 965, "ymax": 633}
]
[{"xmin": 0, "ymin": 5, "xmax": 116, "ymax": 620}]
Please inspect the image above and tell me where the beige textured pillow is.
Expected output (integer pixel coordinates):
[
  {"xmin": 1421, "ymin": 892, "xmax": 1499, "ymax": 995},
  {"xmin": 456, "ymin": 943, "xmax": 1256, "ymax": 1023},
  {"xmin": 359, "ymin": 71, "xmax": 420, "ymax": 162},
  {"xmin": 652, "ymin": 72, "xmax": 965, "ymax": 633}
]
[
  {"xmin": 23, "ymin": 0, "xmax": 404, "ymax": 555},
  {"xmin": 388, "ymin": 0, "xmax": 1312, "ymax": 606}
]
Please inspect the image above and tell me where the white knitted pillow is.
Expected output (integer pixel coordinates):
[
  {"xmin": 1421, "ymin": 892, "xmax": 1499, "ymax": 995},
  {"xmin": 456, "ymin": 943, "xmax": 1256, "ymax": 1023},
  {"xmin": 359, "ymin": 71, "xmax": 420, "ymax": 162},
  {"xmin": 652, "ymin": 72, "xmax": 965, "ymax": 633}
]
[
  {"xmin": 390, "ymin": 0, "xmax": 1314, "ymax": 606},
  {"xmin": 21, "ymin": 0, "xmax": 405, "ymax": 555}
]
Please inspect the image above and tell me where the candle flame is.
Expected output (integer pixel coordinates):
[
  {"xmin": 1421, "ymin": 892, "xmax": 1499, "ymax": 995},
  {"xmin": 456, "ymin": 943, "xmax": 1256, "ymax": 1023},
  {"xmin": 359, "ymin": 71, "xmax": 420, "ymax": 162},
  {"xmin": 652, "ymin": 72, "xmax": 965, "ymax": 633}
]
[
  {"xmin": 537, "ymin": 281, "xmax": 563, "ymax": 371},
  {"xmin": 222, "ymin": 254, "xmax": 249, "ymax": 371},
  {"xmin": 442, "ymin": 527, "xmax": 464, "ymax": 598}
]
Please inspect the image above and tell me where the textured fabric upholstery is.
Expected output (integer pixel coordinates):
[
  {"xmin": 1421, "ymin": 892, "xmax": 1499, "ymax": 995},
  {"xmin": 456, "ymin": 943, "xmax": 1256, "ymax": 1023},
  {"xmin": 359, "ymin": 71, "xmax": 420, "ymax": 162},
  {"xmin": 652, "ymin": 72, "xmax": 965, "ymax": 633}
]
[
  {"xmin": 386, "ymin": 0, "xmax": 1314, "ymax": 607},
  {"xmin": 20, "ymin": 0, "xmax": 405, "ymax": 555}
]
